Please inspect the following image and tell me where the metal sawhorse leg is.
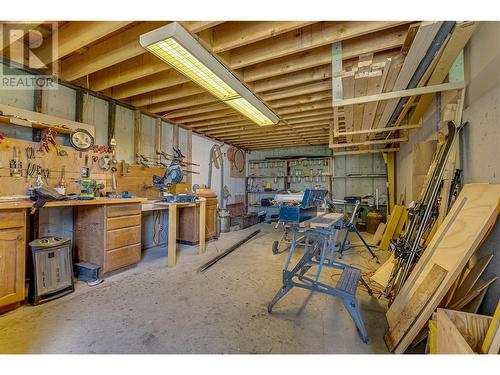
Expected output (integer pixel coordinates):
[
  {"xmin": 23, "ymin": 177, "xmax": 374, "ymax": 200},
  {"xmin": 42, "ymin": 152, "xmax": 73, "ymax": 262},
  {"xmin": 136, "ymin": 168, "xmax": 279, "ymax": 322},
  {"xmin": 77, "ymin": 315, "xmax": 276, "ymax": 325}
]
[
  {"xmin": 268, "ymin": 226, "xmax": 373, "ymax": 343},
  {"xmin": 338, "ymin": 201, "xmax": 379, "ymax": 262}
]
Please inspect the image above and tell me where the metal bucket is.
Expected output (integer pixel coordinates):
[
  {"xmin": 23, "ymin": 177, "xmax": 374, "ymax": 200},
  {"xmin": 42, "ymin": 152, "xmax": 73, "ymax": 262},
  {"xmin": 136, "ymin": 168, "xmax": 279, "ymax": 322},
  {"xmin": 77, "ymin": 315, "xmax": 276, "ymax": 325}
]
[{"xmin": 219, "ymin": 208, "xmax": 231, "ymax": 233}]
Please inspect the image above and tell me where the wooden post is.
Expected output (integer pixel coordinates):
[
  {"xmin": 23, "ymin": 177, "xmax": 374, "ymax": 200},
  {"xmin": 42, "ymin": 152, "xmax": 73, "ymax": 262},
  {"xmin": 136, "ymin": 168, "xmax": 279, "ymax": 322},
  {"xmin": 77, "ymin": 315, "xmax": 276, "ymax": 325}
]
[
  {"xmin": 386, "ymin": 152, "xmax": 395, "ymax": 215},
  {"xmin": 199, "ymin": 198, "xmax": 206, "ymax": 254},
  {"xmin": 75, "ymin": 90, "xmax": 83, "ymax": 122},
  {"xmin": 107, "ymin": 101, "xmax": 116, "ymax": 146},
  {"xmin": 134, "ymin": 110, "xmax": 142, "ymax": 163},
  {"xmin": 155, "ymin": 118, "xmax": 162, "ymax": 164},
  {"xmin": 331, "ymin": 41, "xmax": 342, "ymax": 138},
  {"xmin": 187, "ymin": 129, "xmax": 193, "ymax": 185},
  {"xmin": 172, "ymin": 124, "xmax": 179, "ymax": 149},
  {"xmin": 168, "ymin": 204, "xmax": 177, "ymax": 267}
]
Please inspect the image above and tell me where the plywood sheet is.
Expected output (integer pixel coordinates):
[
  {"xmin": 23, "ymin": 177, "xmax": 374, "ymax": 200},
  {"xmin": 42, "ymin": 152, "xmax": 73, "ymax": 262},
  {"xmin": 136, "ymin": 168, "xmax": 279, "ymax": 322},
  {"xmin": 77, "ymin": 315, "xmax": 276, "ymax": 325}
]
[{"xmin": 387, "ymin": 183, "xmax": 500, "ymax": 353}]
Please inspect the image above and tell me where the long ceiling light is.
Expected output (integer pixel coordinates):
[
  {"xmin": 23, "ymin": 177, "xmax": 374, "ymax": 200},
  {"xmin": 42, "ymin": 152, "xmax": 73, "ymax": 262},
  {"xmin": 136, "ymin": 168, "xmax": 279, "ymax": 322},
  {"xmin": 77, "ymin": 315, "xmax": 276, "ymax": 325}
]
[{"xmin": 140, "ymin": 22, "xmax": 279, "ymax": 126}]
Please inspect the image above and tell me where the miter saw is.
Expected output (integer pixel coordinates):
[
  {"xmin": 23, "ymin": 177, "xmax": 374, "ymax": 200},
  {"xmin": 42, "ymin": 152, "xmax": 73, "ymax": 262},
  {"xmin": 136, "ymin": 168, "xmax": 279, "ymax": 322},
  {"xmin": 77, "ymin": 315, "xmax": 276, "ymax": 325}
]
[{"xmin": 152, "ymin": 147, "xmax": 196, "ymax": 203}]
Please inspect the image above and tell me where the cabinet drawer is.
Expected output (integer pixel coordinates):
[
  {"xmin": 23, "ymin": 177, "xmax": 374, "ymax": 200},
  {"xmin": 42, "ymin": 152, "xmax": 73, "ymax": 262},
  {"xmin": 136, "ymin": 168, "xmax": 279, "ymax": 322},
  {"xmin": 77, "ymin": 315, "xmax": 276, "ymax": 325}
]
[
  {"xmin": 107, "ymin": 215, "xmax": 141, "ymax": 231},
  {"xmin": 0, "ymin": 209, "xmax": 25, "ymax": 229},
  {"xmin": 106, "ymin": 226, "xmax": 141, "ymax": 250},
  {"xmin": 105, "ymin": 244, "xmax": 141, "ymax": 273},
  {"xmin": 106, "ymin": 204, "xmax": 141, "ymax": 218}
]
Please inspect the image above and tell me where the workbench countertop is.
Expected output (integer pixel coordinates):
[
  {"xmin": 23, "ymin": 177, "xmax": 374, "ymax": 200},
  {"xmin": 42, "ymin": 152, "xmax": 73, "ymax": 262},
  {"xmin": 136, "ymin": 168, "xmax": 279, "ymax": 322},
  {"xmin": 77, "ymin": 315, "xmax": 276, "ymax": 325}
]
[{"xmin": 0, "ymin": 197, "xmax": 148, "ymax": 210}]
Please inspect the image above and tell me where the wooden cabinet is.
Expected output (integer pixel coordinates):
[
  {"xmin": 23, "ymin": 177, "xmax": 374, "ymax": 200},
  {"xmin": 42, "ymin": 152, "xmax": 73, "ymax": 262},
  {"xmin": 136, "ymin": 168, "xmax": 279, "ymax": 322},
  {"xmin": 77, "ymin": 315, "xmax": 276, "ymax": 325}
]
[
  {"xmin": 75, "ymin": 203, "xmax": 142, "ymax": 275},
  {"xmin": 0, "ymin": 209, "xmax": 26, "ymax": 310},
  {"xmin": 177, "ymin": 198, "xmax": 218, "ymax": 245}
]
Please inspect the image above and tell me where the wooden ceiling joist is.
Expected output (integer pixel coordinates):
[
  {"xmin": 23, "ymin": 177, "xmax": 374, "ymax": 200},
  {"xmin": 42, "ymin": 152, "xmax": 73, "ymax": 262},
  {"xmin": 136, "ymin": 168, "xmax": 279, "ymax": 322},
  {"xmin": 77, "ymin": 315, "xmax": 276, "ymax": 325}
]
[
  {"xmin": 130, "ymin": 82, "xmax": 204, "ymax": 107},
  {"xmin": 60, "ymin": 21, "xmax": 169, "ymax": 82},
  {"xmin": 179, "ymin": 21, "xmax": 225, "ymax": 33},
  {"xmin": 228, "ymin": 21, "xmax": 406, "ymax": 69},
  {"xmin": 242, "ymin": 24, "xmax": 408, "ymax": 82},
  {"xmin": 112, "ymin": 69, "xmax": 190, "ymax": 99},
  {"xmin": 330, "ymin": 137, "xmax": 408, "ymax": 149},
  {"xmin": 41, "ymin": 21, "xmax": 134, "ymax": 65},
  {"xmin": 209, "ymin": 21, "xmax": 316, "ymax": 53}
]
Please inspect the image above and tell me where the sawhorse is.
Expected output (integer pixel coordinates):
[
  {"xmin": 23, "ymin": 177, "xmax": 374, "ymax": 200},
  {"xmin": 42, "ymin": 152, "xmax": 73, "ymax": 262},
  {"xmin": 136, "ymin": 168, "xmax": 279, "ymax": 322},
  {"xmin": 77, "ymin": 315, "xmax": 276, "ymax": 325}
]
[{"xmin": 268, "ymin": 217, "xmax": 373, "ymax": 343}]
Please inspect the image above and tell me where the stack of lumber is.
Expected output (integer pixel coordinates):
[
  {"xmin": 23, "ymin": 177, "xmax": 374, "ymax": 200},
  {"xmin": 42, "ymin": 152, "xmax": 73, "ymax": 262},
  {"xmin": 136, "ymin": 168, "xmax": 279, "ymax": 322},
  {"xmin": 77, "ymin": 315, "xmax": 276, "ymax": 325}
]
[
  {"xmin": 382, "ymin": 183, "xmax": 500, "ymax": 353},
  {"xmin": 428, "ymin": 305, "xmax": 500, "ymax": 354},
  {"xmin": 330, "ymin": 21, "xmax": 478, "ymax": 155}
]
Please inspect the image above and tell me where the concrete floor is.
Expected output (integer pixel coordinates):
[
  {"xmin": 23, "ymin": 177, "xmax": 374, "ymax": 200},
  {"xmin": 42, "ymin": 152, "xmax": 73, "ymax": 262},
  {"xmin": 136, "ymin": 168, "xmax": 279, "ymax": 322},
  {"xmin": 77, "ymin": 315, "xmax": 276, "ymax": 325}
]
[{"xmin": 0, "ymin": 223, "xmax": 392, "ymax": 354}]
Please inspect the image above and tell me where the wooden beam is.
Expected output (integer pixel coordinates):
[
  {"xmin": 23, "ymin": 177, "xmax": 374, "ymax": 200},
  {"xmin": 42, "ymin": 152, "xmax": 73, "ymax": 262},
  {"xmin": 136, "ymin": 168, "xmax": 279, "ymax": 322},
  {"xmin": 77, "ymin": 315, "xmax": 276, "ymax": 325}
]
[
  {"xmin": 180, "ymin": 21, "xmax": 225, "ymax": 33},
  {"xmin": 268, "ymin": 91, "xmax": 331, "ymax": 109},
  {"xmin": 229, "ymin": 21, "xmax": 406, "ymax": 69},
  {"xmin": 376, "ymin": 21, "xmax": 443, "ymax": 129},
  {"xmin": 134, "ymin": 110, "xmax": 142, "ymax": 162},
  {"xmin": 330, "ymin": 137, "xmax": 407, "ymax": 149},
  {"xmin": 332, "ymin": 148, "xmax": 399, "ymax": 156},
  {"xmin": 243, "ymin": 25, "xmax": 407, "ymax": 82},
  {"xmin": 60, "ymin": 21, "xmax": 168, "ymax": 82},
  {"xmin": 37, "ymin": 21, "xmax": 134, "ymax": 65},
  {"xmin": 187, "ymin": 129, "xmax": 193, "ymax": 185},
  {"xmin": 169, "ymin": 103, "xmax": 229, "ymax": 119},
  {"xmin": 155, "ymin": 118, "xmax": 162, "ymax": 164},
  {"xmin": 89, "ymin": 54, "xmax": 170, "ymax": 92},
  {"xmin": 112, "ymin": 69, "xmax": 190, "ymax": 100},
  {"xmin": 263, "ymin": 81, "xmax": 331, "ymax": 102},
  {"xmin": 211, "ymin": 21, "xmax": 316, "ymax": 53},
  {"xmin": 409, "ymin": 21, "xmax": 478, "ymax": 124},
  {"xmin": 332, "ymin": 81, "xmax": 465, "ymax": 107},
  {"xmin": 147, "ymin": 92, "xmax": 219, "ymax": 114},
  {"xmin": 337, "ymin": 123, "xmax": 422, "ymax": 136},
  {"xmin": 131, "ymin": 82, "xmax": 203, "ymax": 107}
]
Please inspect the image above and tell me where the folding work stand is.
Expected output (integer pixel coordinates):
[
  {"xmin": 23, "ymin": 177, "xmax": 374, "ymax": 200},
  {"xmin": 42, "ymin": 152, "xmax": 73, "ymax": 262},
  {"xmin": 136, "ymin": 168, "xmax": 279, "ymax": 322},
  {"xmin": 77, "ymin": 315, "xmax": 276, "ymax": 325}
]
[{"xmin": 268, "ymin": 215, "xmax": 373, "ymax": 343}]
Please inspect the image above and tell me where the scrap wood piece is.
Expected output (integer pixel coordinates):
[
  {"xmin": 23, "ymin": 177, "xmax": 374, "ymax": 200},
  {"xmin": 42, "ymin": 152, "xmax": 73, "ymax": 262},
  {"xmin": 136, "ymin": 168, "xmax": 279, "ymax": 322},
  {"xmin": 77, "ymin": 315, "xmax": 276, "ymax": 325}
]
[
  {"xmin": 360, "ymin": 70, "xmax": 383, "ymax": 142},
  {"xmin": 352, "ymin": 71, "xmax": 369, "ymax": 143},
  {"xmin": 371, "ymin": 222, "xmax": 386, "ymax": 246},
  {"xmin": 447, "ymin": 275, "xmax": 498, "ymax": 311},
  {"xmin": 409, "ymin": 21, "xmax": 478, "ymax": 125},
  {"xmin": 384, "ymin": 264, "xmax": 447, "ymax": 351},
  {"xmin": 436, "ymin": 309, "xmax": 475, "ymax": 354},
  {"xmin": 386, "ymin": 183, "xmax": 500, "ymax": 354},
  {"xmin": 448, "ymin": 254, "xmax": 494, "ymax": 306},
  {"xmin": 428, "ymin": 319, "xmax": 437, "ymax": 354},
  {"xmin": 370, "ymin": 252, "xmax": 395, "ymax": 287},
  {"xmin": 379, "ymin": 205, "xmax": 405, "ymax": 251},
  {"xmin": 462, "ymin": 288, "xmax": 488, "ymax": 314},
  {"xmin": 482, "ymin": 300, "xmax": 500, "ymax": 354},
  {"xmin": 393, "ymin": 207, "xmax": 408, "ymax": 239},
  {"xmin": 441, "ymin": 309, "xmax": 492, "ymax": 352},
  {"xmin": 377, "ymin": 21, "xmax": 444, "ymax": 130}
]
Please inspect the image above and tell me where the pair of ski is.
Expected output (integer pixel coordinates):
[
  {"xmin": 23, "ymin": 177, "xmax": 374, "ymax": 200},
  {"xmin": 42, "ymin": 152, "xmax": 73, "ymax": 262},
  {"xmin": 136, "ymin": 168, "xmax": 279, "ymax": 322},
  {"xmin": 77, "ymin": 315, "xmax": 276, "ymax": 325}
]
[{"xmin": 382, "ymin": 121, "xmax": 459, "ymax": 300}]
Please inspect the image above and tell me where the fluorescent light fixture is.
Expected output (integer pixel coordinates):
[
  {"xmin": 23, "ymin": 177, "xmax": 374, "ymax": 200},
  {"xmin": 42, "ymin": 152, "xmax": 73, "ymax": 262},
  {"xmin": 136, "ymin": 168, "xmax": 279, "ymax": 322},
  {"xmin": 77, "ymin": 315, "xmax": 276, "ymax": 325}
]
[{"xmin": 140, "ymin": 22, "xmax": 279, "ymax": 126}]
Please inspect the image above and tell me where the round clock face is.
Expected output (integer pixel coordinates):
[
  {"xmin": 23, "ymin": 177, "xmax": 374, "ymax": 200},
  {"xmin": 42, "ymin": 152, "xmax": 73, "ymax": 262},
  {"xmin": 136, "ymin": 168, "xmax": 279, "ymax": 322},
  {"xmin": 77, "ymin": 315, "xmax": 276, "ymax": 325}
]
[{"xmin": 70, "ymin": 129, "xmax": 94, "ymax": 151}]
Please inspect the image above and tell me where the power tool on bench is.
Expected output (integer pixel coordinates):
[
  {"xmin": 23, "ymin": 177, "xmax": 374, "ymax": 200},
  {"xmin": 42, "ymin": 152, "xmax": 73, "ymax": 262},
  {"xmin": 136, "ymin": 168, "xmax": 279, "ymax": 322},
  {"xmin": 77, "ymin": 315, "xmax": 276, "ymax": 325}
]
[
  {"xmin": 153, "ymin": 147, "xmax": 196, "ymax": 203},
  {"xmin": 74, "ymin": 178, "xmax": 104, "ymax": 200}
]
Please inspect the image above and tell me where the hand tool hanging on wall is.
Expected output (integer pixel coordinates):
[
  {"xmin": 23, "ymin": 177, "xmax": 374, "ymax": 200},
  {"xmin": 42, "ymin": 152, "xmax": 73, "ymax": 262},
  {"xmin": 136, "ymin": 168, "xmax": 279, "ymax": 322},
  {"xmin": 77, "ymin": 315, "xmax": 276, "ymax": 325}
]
[
  {"xmin": 208, "ymin": 143, "xmax": 224, "ymax": 207},
  {"xmin": 70, "ymin": 129, "xmax": 94, "ymax": 152},
  {"xmin": 9, "ymin": 146, "xmax": 22, "ymax": 177}
]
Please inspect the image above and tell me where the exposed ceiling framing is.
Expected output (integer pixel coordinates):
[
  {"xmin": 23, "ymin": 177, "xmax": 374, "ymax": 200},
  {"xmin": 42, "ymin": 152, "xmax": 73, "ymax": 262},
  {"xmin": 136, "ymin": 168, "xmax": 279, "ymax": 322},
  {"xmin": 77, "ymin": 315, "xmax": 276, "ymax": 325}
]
[{"xmin": 0, "ymin": 21, "xmax": 476, "ymax": 151}]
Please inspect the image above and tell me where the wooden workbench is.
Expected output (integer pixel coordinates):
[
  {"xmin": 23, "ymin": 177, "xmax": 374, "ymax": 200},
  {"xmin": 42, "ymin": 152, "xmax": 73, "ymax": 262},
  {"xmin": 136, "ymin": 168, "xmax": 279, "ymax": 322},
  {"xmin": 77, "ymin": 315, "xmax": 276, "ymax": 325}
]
[
  {"xmin": 0, "ymin": 197, "xmax": 147, "ymax": 313},
  {"xmin": 141, "ymin": 198, "xmax": 207, "ymax": 267}
]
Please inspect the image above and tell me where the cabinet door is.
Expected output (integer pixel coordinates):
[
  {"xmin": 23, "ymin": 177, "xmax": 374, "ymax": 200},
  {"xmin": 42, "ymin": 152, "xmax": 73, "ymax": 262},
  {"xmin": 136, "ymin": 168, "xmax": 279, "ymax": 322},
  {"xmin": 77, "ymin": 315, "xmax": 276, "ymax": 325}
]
[{"xmin": 0, "ymin": 227, "xmax": 25, "ymax": 307}]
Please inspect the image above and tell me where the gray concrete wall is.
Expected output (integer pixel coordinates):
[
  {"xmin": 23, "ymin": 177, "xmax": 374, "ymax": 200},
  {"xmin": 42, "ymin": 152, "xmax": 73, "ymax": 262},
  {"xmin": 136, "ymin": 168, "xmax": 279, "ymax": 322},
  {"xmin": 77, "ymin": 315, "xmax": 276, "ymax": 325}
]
[{"xmin": 396, "ymin": 22, "xmax": 500, "ymax": 315}]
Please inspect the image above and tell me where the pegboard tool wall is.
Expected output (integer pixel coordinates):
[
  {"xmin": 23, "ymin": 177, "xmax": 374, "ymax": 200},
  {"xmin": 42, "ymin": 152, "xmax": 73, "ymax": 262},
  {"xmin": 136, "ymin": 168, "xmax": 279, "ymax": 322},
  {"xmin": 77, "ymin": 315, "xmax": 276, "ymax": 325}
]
[{"xmin": 0, "ymin": 130, "xmax": 109, "ymax": 197}]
